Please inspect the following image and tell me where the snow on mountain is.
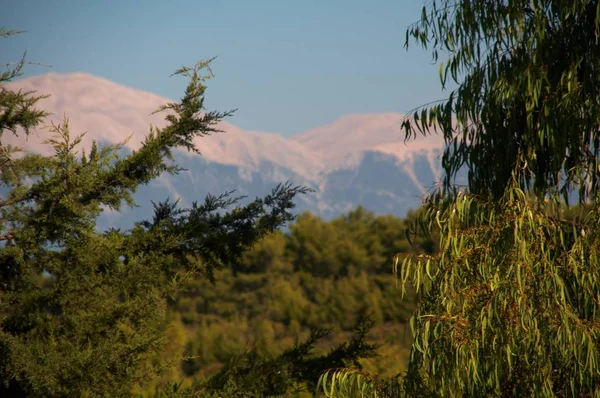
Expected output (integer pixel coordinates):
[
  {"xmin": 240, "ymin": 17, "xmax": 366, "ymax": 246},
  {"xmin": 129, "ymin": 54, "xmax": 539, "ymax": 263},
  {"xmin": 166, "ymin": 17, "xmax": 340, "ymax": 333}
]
[
  {"xmin": 5, "ymin": 72, "xmax": 446, "ymax": 223},
  {"xmin": 291, "ymin": 113, "xmax": 444, "ymax": 165},
  {"xmin": 6, "ymin": 73, "xmax": 324, "ymax": 179},
  {"xmin": 291, "ymin": 112, "xmax": 445, "ymax": 193}
]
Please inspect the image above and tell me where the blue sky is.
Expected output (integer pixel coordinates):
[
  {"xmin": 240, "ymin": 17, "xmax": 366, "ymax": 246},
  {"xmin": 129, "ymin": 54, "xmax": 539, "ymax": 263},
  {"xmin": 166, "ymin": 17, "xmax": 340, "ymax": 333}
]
[{"xmin": 2, "ymin": 0, "xmax": 450, "ymax": 136}]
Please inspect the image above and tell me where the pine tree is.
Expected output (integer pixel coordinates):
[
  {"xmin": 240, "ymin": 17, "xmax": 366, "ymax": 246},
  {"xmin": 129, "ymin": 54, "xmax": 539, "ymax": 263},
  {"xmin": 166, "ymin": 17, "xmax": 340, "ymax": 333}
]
[{"xmin": 0, "ymin": 30, "xmax": 309, "ymax": 396}]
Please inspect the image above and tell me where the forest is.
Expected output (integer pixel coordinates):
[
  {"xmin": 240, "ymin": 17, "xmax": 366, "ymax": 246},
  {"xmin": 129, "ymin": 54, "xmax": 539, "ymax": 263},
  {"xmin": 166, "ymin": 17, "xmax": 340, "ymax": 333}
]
[
  {"xmin": 153, "ymin": 208, "xmax": 434, "ymax": 390},
  {"xmin": 3, "ymin": 0, "xmax": 600, "ymax": 397}
]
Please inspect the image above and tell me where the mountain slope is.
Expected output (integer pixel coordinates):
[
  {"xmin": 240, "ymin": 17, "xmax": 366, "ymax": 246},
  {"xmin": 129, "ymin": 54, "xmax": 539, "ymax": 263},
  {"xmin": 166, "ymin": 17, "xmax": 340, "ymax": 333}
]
[{"xmin": 5, "ymin": 72, "xmax": 445, "ymax": 225}]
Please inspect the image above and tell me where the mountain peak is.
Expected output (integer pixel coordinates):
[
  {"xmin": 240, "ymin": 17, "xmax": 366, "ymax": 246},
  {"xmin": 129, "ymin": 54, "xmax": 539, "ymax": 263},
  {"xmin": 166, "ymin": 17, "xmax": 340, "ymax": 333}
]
[
  {"xmin": 5, "ymin": 72, "xmax": 446, "ymax": 219},
  {"xmin": 6, "ymin": 72, "xmax": 325, "ymax": 178},
  {"xmin": 6, "ymin": 71, "xmax": 443, "ymax": 182},
  {"xmin": 291, "ymin": 112, "xmax": 444, "ymax": 167}
]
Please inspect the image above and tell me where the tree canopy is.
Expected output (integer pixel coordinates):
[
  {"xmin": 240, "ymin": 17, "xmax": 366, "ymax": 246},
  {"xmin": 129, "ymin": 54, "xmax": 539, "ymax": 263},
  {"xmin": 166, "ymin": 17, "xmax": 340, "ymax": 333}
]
[
  {"xmin": 402, "ymin": 0, "xmax": 600, "ymax": 203},
  {"xmin": 321, "ymin": 1, "xmax": 600, "ymax": 397}
]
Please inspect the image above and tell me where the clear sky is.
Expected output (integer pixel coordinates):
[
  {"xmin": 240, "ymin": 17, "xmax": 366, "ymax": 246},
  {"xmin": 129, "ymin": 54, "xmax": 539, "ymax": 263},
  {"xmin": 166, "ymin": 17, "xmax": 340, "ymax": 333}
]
[{"xmin": 2, "ymin": 0, "xmax": 450, "ymax": 136}]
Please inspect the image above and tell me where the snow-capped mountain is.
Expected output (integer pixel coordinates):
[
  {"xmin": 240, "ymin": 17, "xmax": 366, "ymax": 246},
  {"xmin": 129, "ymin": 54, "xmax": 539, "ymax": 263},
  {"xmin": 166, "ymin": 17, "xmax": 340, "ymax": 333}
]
[{"xmin": 5, "ymin": 72, "xmax": 446, "ymax": 227}]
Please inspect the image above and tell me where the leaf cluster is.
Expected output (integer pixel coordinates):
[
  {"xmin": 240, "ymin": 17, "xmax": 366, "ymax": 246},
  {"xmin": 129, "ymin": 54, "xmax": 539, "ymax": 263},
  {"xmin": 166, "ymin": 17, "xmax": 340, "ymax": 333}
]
[
  {"xmin": 403, "ymin": 1, "xmax": 600, "ymax": 203},
  {"xmin": 398, "ymin": 183, "xmax": 600, "ymax": 396}
]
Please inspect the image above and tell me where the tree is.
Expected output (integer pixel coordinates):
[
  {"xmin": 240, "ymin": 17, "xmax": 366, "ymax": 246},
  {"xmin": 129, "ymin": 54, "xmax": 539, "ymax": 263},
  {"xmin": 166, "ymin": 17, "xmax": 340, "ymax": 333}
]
[
  {"xmin": 320, "ymin": 1, "xmax": 600, "ymax": 396},
  {"xmin": 402, "ymin": 0, "xmax": 600, "ymax": 204},
  {"xmin": 287, "ymin": 212, "xmax": 347, "ymax": 277},
  {"xmin": 0, "ymin": 31, "xmax": 310, "ymax": 396}
]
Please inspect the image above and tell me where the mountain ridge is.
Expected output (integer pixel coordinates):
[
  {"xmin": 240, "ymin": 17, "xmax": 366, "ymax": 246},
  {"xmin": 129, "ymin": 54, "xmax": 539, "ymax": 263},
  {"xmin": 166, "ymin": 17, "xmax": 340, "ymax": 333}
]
[{"xmin": 5, "ymin": 72, "xmax": 446, "ymax": 222}]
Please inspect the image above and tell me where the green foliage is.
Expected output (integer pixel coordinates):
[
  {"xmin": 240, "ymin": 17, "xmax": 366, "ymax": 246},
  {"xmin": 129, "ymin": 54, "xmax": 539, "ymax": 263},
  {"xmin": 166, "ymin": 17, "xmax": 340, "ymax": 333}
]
[
  {"xmin": 318, "ymin": 368, "xmax": 404, "ymax": 398},
  {"xmin": 287, "ymin": 207, "xmax": 435, "ymax": 277},
  {"xmin": 196, "ymin": 315, "xmax": 376, "ymax": 397},
  {"xmin": 402, "ymin": 1, "xmax": 600, "ymax": 203},
  {"xmin": 0, "ymin": 29, "xmax": 49, "ymax": 141},
  {"xmin": 394, "ymin": 1, "xmax": 600, "ymax": 393},
  {"xmin": 321, "ymin": 1, "xmax": 600, "ymax": 397},
  {"xmin": 163, "ymin": 207, "xmax": 428, "ymax": 391},
  {"xmin": 399, "ymin": 185, "xmax": 600, "ymax": 396},
  {"xmin": 0, "ymin": 36, "xmax": 309, "ymax": 396}
]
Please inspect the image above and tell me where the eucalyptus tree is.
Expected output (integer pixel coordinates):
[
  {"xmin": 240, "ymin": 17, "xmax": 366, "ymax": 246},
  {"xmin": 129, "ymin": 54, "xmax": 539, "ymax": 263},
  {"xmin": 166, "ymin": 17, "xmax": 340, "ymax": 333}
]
[{"xmin": 320, "ymin": 1, "xmax": 600, "ymax": 396}]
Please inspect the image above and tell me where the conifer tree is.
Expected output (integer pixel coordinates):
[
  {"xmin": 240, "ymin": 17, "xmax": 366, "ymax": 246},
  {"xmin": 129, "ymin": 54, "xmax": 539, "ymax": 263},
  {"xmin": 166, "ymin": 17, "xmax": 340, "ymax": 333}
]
[{"xmin": 0, "ymin": 30, "xmax": 309, "ymax": 396}]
